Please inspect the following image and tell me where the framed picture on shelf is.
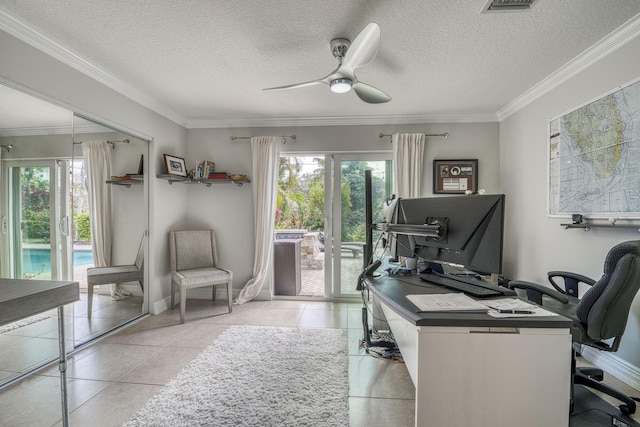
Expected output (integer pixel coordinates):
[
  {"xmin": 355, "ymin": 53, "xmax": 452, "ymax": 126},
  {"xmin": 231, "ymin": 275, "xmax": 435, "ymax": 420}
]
[
  {"xmin": 433, "ymin": 159, "xmax": 478, "ymax": 194},
  {"xmin": 163, "ymin": 154, "xmax": 187, "ymax": 177}
]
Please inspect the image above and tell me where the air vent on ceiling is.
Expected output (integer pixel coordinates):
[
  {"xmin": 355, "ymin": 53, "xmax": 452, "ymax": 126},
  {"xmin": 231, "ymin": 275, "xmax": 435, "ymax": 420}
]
[{"xmin": 480, "ymin": 0, "xmax": 537, "ymax": 13}]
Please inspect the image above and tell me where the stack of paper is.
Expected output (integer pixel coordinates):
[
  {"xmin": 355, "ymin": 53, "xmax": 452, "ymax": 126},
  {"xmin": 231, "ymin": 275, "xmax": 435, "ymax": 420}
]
[
  {"xmin": 407, "ymin": 293, "xmax": 489, "ymax": 313},
  {"xmin": 480, "ymin": 298, "xmax": 558, "ymax": 318}
]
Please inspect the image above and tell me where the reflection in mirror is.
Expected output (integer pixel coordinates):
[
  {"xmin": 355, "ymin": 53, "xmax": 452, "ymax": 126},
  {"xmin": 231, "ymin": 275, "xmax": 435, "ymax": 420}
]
[
  {"xmin": 0, "ymin": 83, "xmax": 74, "ymax": 387},
  {"xmin": 0, "ymin": 83, "xmax": 149, "ymax": 388},
  {"xmin": 72, "ymin": 114, "xmax": 149, "ymax": 347}
]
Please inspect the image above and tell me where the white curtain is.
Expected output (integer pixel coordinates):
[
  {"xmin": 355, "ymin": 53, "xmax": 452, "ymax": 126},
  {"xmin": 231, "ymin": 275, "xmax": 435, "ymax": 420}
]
[
  {"xmin": 81, "ymin": 141, "xmax": 112, "ymax": 268},
  {"xmin": 235, "ymin": 136, "xmax": 281, "ymax": 304},
  {"xmin": 392, "ymin": 133, "xmax": 426, "ymax": 198}
]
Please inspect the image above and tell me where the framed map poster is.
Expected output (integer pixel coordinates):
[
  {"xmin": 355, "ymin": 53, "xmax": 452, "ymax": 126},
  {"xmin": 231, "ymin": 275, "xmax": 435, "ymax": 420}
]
[{"xmin": 548, "ymin": 76, "xmax": 640, "ymax": 218}]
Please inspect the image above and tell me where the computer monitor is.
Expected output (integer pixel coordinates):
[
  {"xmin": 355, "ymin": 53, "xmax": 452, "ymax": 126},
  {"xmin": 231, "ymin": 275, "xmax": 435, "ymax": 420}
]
[{"xmin": 387, "ymin": 194, "xmax": 505, "ymax": 275}]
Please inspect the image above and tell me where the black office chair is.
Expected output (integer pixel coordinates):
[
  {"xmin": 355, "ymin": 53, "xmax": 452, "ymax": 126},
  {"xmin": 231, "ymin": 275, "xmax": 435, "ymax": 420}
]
[{"xmin": 509, "ymin": 240, "xmax": 640, "ymax": 416}]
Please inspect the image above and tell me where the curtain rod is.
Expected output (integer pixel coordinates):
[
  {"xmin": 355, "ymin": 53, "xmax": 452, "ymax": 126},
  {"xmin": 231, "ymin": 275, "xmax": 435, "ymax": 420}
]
[
  {"xmin": 73, "ymin": 139, "xmax": 130, "ymax": 149},
  {"xmin": 230, "ymin": 135, "xmax": 296, "ymax": 144},
  {"xmin": 378, "ymin": 132, "xmax": 449, "ymax": 141}
]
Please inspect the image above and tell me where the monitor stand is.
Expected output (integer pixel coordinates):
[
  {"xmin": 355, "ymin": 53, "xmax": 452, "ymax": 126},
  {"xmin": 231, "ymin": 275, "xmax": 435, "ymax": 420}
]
[{"xmin": 420, "ymin": 260, "xmax": 444, "ymax": 274}]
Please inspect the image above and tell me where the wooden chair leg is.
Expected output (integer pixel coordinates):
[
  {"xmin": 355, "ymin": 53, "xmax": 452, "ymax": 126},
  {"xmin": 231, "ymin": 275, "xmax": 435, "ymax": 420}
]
[
  {"xmin": 212, "ymin": 285, "xmax": 216, "ymax": 301},
  {"xmin": 88, "ymin": 284, "xmax": 94, "ymax": 318},
  {"xmin": 180, "ymin": 287, "xmax": 187, "ymax": 324},
  {"xmin": 227, "ymin": 281, "xmax": 233, "ymax": 313},
  {"xmin": 171, "ymin": 280, "xmax": 176, "ymax": 308}
]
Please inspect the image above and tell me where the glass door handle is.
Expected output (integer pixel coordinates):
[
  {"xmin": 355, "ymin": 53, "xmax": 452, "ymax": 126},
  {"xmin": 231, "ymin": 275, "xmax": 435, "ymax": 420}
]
[{"xmin": 58, "ymin": 216, "xmax": 69, "ymax": 237}]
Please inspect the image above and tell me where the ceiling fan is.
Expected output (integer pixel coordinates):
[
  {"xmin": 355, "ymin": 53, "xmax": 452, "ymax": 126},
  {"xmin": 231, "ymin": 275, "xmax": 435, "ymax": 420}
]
[{"xmin": 264, "ymin": 23, "xmax": 391, "ymax": 104}]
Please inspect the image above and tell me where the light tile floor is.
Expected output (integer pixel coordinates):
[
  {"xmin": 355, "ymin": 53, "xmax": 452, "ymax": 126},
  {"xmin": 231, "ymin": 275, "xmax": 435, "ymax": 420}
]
[
  {"xmin": 1, "ymin": 298, "xmax": 638, "ymax": 426},
  {"xmin": 0, "ymin": 299, "xmax": 415, "ymax": 427}
]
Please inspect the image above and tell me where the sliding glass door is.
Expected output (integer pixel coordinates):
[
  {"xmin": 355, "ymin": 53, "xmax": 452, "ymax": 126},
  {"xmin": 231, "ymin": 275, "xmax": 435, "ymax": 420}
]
[
  {"xmin": 275, "ymin": 153, "xmax": 392, "ymax": 299},
  {"xmin": 4, "ymin": 160, "xmax": 71, "ymax": 280},
  {"xmin": 330, "ymin": 154, "xmax": 392, "ymax": 298}
]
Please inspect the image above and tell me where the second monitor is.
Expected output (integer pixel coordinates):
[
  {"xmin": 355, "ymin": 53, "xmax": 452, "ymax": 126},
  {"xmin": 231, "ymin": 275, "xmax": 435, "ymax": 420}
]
[{"xmin": 387, "ymin": 194, "xmax": 505, "ymax": 276}]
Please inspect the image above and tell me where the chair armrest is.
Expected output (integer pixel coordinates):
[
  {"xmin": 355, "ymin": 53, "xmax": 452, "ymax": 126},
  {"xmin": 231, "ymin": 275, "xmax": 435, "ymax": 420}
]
[
  {"xmin": 508, "ymin": 280, "xmax": 570, "ymax": 306},
  {"xmin": 547, "ymin": 270, "xmax": 596, "ymax": 296}
]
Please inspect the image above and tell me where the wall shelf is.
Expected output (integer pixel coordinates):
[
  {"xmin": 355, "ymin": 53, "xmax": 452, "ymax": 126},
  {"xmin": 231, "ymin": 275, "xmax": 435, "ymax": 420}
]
[
  {"xmin": 157, "ymin": 174, "xmax": 250, "ymax": 187},
  {"xmin": 561, "ymin": 223, "xmax": 640, "ymax": 232},
  {"xmin": 106, "ymin": 175, "xmax": 143, "ymax": 188}
]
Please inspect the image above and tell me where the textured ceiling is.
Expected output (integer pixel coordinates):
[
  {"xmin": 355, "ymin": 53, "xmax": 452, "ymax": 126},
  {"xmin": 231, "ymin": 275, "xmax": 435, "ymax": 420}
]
[{"xmin": 1, "ymin": 0, "xmax": 640, "ymax": 128}]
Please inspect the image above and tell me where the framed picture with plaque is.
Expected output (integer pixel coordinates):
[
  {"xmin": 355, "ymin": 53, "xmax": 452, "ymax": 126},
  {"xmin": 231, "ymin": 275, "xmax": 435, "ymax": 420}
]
[{"xmin": 433, "ymin": 159, "xmax": 478, "ymax": 194}]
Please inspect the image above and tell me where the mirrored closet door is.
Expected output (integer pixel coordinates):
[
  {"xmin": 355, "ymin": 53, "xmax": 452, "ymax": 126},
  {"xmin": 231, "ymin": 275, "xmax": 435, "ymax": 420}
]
[
  {"xmin": 71, "ymin": 113, "xmax": 149, "ymax": 347},
  {"xmin": 0, "ymin": 83, "xmax": 75, "ymax": 387},
  {"xmin": 0, "ymin": 82, "xmax": 149, "ymax": 388}
]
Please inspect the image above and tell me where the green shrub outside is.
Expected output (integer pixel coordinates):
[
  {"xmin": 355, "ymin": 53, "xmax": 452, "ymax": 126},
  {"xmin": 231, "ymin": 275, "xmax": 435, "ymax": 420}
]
[{"xmin": 75, "ymin": 212, "xmax": 91, "ymax": 242}]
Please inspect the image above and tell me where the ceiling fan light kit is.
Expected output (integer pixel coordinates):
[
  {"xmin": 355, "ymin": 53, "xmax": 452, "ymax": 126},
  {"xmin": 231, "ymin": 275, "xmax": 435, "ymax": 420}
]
[
  {"xmin": 330, "ymin": 79, "xmax": 352, "ymax": 93},
  {"xmin": 263, "ymin": 23, "xmax": 391, "ymax": 104}
]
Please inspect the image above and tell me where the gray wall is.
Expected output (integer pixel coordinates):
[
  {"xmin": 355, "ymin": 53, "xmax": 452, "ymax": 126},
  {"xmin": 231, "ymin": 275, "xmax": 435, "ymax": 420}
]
[
  {"xmin": 185, "ymin": 123, "xmax": 500, "ymax": 291},
  {"xmin": 500, "ymin": 36, "xmax": 640, "ymax": 368}
]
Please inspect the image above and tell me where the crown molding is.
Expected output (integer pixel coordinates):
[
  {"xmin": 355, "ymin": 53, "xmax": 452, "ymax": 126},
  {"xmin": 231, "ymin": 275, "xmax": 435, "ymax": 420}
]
[
  {"xmin": 0, "ymin": 6, "xmax": 187, "ymax": 127},
  {"xmin": 497, "ymin": 12, "xmax": 640, "ymax": 121},
  {"xmin": 0, "ymin": 122, "xmax": 119, "ymax": 137},
  {"xmin": 186, "ymin": 112, "xmax": 498, "ymax": 129},
  {"xmin": 0, "ymin": 125, "xmax": 72, "ymax": 137}
]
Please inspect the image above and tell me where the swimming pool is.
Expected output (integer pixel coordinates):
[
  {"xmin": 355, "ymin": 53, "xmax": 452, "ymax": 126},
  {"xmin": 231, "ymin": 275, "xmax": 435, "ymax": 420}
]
[{"xmin": 22, "ymin": 248, "xmax": 94, "ymax": 274}]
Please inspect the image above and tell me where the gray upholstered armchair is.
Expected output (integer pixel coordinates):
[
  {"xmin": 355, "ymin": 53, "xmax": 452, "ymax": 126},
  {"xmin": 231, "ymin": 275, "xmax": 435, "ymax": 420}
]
[
  {"xmin": 169, "ymin": 229, "xmax": 233, "ymax": 324},
  {"xmin": 509, "ymin": 240, "xmax": 640, "ymax": 416}
]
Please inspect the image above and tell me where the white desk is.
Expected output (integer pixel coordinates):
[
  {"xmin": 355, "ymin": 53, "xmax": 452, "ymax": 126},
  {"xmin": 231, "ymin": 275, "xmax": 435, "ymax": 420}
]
[
  {"xmin": 0, "ymin": 279, "xmax": 79, "ymax": 427},
  {"xmin": 367, "ymin": 275, "xmax": 572, "ymax": 427}
]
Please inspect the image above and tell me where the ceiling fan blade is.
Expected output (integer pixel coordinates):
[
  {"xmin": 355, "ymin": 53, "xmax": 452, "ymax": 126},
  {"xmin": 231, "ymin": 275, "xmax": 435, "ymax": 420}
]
[
  {"xmin": 352, "ymin": 81, "xmax": 391, "ymax": 104},
  {"xmin": 341, "ymin": 23, "xmax": 381, "ymax": 72},
  {"xmin": 263, "ymin": 79, "xmax": 326, "ymax": 91}
]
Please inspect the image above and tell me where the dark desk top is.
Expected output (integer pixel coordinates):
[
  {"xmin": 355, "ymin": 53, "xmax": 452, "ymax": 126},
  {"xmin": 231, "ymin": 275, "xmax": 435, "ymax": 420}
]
[
  {"xmin": 0, "ymin": 279, "xmax": 79, "ymax": 326},
  {"xmin": 366, "ymin": 273, "xmax": 572, "ymax": 329}
]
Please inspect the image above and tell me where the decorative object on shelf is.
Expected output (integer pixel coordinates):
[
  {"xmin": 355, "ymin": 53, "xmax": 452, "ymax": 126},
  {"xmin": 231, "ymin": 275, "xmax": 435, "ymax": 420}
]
[
  {"xmin": 163, "ymin": 154, "xmax": 188, "ymax": 177},
  {"xmin": 193, "ymin": 160, "xmax": 215, "ymax": 179},
  {"xmin": 137, "ymin": 154, "xmax": 144, "ymax": 175},
  {"xmin": 433, "ymin": 159, "xmax": 478, "ymax": 194},
  {"xmin": 465, "ymin": 188, "xmax": 486, "ymax": 196},
  {"xmin": 209, "ymin": 172, "xmax": 229, "ymax": 180},
  {"xmin": 229, "ymin": 174, "xmax": 248, "ymax": 180}
]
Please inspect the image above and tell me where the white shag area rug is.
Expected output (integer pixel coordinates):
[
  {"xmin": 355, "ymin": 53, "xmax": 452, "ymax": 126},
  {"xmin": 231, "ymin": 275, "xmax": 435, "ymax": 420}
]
[
  {"xmin": 123, "ymin": 325, "xmax": 349, "ymax": 427},
  {"xmin": 0, "ymin": 314, "xmax": 50, "ymax": 333}
]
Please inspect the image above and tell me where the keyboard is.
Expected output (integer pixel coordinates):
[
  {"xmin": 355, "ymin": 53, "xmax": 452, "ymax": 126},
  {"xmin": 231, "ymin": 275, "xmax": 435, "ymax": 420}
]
[{"xmin": 418, "ymin": 273, "xmax": 514, "ymax": 298}]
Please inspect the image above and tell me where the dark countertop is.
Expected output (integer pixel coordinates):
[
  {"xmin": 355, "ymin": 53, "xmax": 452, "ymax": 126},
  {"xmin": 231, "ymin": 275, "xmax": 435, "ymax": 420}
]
[{"xmin": 366, "ymin": 273, "xmax": 572, "ymax": 329}]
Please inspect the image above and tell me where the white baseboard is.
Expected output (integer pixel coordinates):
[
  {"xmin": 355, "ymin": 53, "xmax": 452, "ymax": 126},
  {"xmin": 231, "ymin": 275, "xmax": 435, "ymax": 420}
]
[
  {"xmin": 581, "ymin": 346, "xmax": 640, "ymax": 391},
  {"xmin": 152, "ymin": 296, "xmax": 172, "ymax": 315}
]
